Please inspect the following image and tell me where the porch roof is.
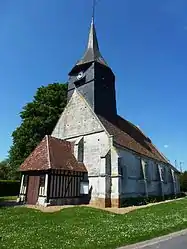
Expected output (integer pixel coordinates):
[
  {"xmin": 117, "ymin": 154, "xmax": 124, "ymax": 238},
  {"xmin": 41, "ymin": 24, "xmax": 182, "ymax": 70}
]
[{"xmin": 19, "ymin": 135, "xmax": 87, "ymax": 172}]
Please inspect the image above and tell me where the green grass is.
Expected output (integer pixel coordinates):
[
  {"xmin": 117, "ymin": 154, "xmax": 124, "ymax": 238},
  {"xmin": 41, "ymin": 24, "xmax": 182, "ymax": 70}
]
[
  {"xmin": 0, "ymin": 198, "xmax": 187, "ymax": 249},
  {"xmin": 0, "ymin": 196, "xmax": 17, "ymax": 201}
]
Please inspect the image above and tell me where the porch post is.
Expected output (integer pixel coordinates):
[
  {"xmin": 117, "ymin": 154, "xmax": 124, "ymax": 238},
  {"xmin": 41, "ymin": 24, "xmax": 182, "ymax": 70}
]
[
  {"xmin": 44, "ymin": 173, "xmax": 48, "ymax": 197},
  {"xmin": 19, "ymin": 174, "xmax": 24, "ymax": 195}
]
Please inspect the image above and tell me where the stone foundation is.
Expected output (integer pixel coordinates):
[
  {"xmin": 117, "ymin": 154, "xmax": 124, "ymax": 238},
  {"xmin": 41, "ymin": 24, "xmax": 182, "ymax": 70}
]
[
  {"xmin": 89, "ymin": 198, "xmax": 120, "ymax": 208},
  {"xmin": 111, "ymin": 198, "xmax": 120, "ymax": 208}
]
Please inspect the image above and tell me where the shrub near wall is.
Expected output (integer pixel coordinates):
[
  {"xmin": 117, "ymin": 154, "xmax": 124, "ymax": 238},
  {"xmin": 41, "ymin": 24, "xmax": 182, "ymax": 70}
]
[
  {"xmin": 0, "ymin": 180, "xmax": 20, "ymax": 197},
  {"xmin": 120, "ymin": 193, "xmax": 186, "ymax": 207}
]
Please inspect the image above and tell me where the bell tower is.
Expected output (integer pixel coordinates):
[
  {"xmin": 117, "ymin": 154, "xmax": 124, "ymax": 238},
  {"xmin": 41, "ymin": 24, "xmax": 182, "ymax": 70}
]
[{"xmin": 67, "ymin": 14, "xmax": 117, "ymax": 122}]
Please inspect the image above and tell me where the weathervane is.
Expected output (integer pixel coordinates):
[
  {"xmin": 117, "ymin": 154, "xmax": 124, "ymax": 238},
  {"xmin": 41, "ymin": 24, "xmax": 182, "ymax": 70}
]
[{"xmin": 92, "ymin": 0, "xmax": 99, "ymax": 22}]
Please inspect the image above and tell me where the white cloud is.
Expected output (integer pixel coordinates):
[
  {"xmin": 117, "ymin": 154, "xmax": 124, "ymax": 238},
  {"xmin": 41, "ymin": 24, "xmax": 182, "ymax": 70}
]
[{"xmin": 164, "ymin": 144, "xmax": 169, "ymax": 148}]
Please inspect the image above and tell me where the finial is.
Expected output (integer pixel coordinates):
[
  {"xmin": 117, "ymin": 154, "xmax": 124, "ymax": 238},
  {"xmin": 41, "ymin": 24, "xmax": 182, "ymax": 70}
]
[{"xmin": 92, "ymin": 0, "xmax": 96, "ymax": 23}]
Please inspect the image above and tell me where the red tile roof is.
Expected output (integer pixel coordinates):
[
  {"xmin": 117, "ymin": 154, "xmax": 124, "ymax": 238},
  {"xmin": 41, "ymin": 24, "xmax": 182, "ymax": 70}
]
[
  {"xmin": 19, "ymin": 135, "xmax": 87, "ymax": 172},
  {"xmin": 97, "ymin": 115, "xmax": 170, "ymax": 165}
]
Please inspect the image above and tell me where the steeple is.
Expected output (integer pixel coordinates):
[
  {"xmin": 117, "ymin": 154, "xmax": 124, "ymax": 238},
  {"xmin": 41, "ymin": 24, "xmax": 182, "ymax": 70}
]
[
  {"xmin": 76, "ymin": 18, "xmax": 108, "ymax": 67},
  {"xmin": 67, "ymin": 8, "xmax": 117, "ymax": 122}
]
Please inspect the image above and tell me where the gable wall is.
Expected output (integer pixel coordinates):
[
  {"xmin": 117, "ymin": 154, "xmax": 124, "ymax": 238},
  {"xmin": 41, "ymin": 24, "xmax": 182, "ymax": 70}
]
[
  {"xmin": 51, "ymin": 90, "xmax": 111, "ymax": 201},
  {"xmin": 52, "ymin": 90, "xmax": 104, "ymax": 139}
]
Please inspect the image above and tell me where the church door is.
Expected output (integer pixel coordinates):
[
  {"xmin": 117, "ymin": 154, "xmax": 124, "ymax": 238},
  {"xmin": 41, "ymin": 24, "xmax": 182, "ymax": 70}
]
[{"xmin": 26, "ymin": 175, "xmax": 40, "ymax": 205}]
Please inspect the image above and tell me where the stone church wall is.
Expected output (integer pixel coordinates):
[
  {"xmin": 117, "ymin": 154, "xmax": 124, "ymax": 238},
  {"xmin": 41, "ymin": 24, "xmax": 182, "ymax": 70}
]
[
  {"xmin": 112, "ymin": 145, "xmax": 177, "ymax": 201},
  {"xmin": 52, "ymin": 90, "xmax": 104, "ymax": 139},
  {"xmin": 67, "ymin": 131, "xmax": 111, "ymax": 205},
  {"xmin": 51, "ymin": 90, "xmax": 179, "ymax": 208},
  {"xmin": 51, "ymin": 90, "xmax": 112, "ymax": 207}
]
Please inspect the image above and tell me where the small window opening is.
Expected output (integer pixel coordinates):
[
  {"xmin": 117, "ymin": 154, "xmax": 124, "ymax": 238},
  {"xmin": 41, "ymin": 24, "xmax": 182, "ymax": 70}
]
[
  {"xmin": 78, "ymin": 138, "xmax": 84, "ymax": 162},
  {"xmin": 39, "ymin": 175, "xmax": 45, "ymax": 187}
]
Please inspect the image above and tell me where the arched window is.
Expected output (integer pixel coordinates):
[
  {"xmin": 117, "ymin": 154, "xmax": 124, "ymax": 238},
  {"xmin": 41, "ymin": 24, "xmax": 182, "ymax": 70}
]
[{"xmin": 78, "ymin": 138, "xmax": 84, "ymax": 162}]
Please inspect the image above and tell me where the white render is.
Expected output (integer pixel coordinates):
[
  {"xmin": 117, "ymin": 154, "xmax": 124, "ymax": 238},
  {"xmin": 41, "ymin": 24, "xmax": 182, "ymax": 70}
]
[{"xmin": 51, "ymin": 89, "xmax": 180, "ymax": 205}]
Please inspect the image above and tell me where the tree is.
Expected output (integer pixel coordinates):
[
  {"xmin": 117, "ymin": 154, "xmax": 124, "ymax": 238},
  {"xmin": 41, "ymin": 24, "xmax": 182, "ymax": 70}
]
[
  {"xmin": 0, "ymin": 159, "xmax": 10, "ymax": 180},
  {"xmin": 9, "ymin": 83, "xmax": 67, "ymax": 178},
  {"xmin": 179, "ymin": 171, "xmax": 187, "ymax": 192}
]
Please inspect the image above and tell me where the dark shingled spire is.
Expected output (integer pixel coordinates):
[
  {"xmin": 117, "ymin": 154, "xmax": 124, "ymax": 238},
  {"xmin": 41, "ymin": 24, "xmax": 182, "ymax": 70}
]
[{"xmin": 75, "ymin": 17, "xmax": 108, "ymax": 67}]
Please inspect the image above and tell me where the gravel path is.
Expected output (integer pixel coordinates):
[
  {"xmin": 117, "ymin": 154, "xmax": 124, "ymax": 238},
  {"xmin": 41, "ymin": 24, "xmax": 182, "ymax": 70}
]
[{"xmin": 20, "ymin": 197, "xmax": 185, "ymax": 213}]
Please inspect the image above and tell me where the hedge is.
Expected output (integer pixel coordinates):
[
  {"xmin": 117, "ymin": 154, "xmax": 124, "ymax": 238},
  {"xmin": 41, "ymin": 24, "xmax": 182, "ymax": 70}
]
[
  {"xmin": 0, "ymin": 180, "xmax": 20, "ymax": 197},
  {"xmin": 120, "ymin": 193, "xmax": 186, "ymax": 207}
]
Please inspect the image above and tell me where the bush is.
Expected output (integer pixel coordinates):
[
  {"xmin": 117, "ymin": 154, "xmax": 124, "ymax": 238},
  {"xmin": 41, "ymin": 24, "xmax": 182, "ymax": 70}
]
[
  {"xmin": 0, "ymin": 180, "xmax": 20, "ymax": 197},
  {"xmin": 120, "ymin": 193, "xmax": 186, "ymax": 207}
]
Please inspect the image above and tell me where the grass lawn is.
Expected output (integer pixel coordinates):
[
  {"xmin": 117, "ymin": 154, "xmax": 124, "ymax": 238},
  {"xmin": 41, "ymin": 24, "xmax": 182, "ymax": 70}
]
[
  {"xmin": 0, "ymin": 196, "xmax": 17, "ymax": 201},
  {"xmin": 0, "ymin": 198, "xmax": 187, "ymax": 249}
]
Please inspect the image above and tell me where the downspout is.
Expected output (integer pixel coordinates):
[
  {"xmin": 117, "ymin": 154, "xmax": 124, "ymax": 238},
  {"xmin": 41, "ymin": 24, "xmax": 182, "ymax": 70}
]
[{"xmin": 109, "ymin": 135, "xmax": 114, "ymax": 207}]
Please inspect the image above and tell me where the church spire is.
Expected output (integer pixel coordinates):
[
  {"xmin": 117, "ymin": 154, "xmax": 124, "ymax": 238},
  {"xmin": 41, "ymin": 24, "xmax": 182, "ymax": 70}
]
[
  {"xmin": 75, "ymin": 15, "xmax": 108, "ymax": 67},
  {"xmin": 67, "ymin": 2, "xmax": 117, "ymax": 121}
]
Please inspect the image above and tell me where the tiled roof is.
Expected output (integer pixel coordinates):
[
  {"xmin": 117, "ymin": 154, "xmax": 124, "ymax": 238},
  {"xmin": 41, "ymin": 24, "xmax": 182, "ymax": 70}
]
[
  {"xmin": 19, "ymin": 135, "xmax": 87, "ymax": 172},
  {"xmin": 97, "ymin": 115, "xmax": 170, "ymax": 164}
]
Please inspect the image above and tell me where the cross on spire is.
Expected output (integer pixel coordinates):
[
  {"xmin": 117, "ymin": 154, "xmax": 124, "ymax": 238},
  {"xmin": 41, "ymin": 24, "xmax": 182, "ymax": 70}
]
[{"xmin": 92, "ymin": 0, "xmax": 96, "ymax": 22}]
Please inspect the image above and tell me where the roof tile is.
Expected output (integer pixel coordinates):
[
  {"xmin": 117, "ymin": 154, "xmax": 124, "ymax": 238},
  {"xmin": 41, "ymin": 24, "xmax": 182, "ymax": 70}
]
[
  {"xmin": 97, "ymin": 115, "xmax": 169, "ymax": 164},
  {"xmin": 19, "ymin": 135, "xmax": 87, "ymax": 172}
]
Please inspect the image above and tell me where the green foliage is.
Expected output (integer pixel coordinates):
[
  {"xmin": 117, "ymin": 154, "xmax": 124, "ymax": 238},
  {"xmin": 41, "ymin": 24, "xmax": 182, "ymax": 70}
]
[
  {"xmin": 0, "ymin": 180, "xmax": 20, "ymax": 197},
  {"xmin": 179, "ymin": 171, "xmax": 187, "ymax": 192},
  {"xmin": 8, "ymin": 83, "xmax": 67, "ymax": 178},
  {"xmin": 120, "ymin": 193, "xmax": 186, "ymax": 207},
  {"xmin": 0, "ymin": 198, "xmax": 187, "ymax": 248},
  {"xmin": 0, "ymin": 159, "xmax": 11, "ymax": 180}
]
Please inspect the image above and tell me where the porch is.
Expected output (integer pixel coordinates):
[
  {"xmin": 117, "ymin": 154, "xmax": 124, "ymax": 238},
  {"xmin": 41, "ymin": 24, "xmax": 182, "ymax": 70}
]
[{"xmin": 18, "ymin": 135, "xmax": 89, "ymax": 206}]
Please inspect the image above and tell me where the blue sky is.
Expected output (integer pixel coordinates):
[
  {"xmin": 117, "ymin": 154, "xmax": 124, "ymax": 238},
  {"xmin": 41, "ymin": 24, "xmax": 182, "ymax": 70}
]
[{"xmin": 0, "ymin": 0, "xmax": 187, "ymax": 170}]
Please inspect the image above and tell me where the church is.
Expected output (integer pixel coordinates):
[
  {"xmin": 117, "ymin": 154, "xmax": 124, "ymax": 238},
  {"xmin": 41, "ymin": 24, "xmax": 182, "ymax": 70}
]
[{"xmin": 18, "ymin": 17, "xmax": 180, "ymax": 208}]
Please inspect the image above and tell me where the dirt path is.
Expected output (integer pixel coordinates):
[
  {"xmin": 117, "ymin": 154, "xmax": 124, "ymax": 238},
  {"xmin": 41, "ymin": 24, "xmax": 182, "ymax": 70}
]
[{"xmin": 21, "ymin": 197, "xmax": 185, "ymax": 214}]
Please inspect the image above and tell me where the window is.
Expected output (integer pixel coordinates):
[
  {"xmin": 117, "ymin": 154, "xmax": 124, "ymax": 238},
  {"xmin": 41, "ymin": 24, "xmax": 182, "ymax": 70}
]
[
  {"xmin": 160, "ymin": 167, "xmax": 167, "ymax": 183},
  {"xmin": 163, "ymin": 167, "xmax": 167, "ymax": 183},
  {"xmin": 139, "ymin": 159, "xmax": 144, "ymax": 180},
  {"xmin": 118, "ymin": 157, "xmax": 126, "ymax": 178},
  {"xmin": 153, "ymin": 163, "xmax": 160, "ymax": 181},
  {"xmin": 168, "ymin": 168, "xmax": 173, "ymax": 182},
  {"xmin": 78, "ymin": 138, "xmax": 84, "ymax": 162},
  {"xmin": 144, "ymin": 162, "xmax": 150, "ymax": 181},
  {"xmin": 39, "ymin": 175, "xmax": 45, "ymax": 187},
  {"xmin": 118, "ymin": 157, "xmax": 122, "ymax": 176}
]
